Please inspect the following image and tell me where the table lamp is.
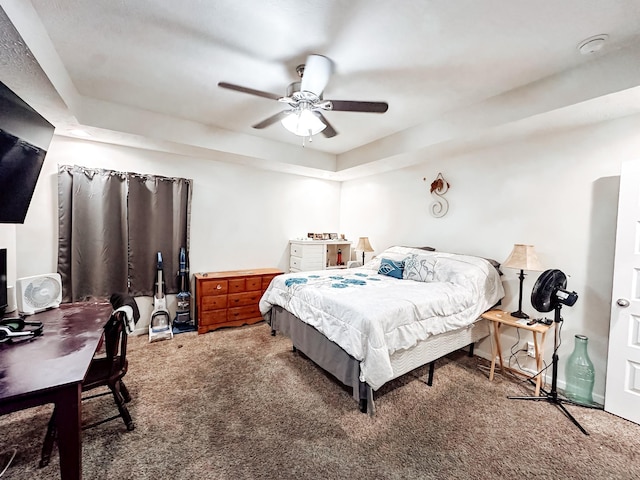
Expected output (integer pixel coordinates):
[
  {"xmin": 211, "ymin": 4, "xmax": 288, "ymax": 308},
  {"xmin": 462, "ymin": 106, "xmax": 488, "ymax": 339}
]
[
  {"xmin": 356, "ymin": 237, "xmax": 374, "ymax": 265},
  {"xmin": 502, "ymin": 244, "xmax": 543, "ymax": 319}
]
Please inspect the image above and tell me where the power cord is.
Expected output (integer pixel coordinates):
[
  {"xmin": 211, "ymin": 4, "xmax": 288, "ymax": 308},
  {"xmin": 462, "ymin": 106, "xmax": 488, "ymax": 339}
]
[
  {"xmin": 516, "ymin": 318, "xmax": 571, "ymax": 394},
  {"xmin": 505, "ymin": 319, "xmax": 564, "ymax": 393},
  {"xmin": 507, "ymin": 328, "xmax": 526, "ymax": 373}
]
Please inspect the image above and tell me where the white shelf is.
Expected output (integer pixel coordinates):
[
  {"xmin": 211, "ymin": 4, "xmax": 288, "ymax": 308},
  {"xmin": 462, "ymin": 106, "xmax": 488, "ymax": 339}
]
[{"xmin": 289, "ymin": 239, "xmax": 353, "ymax": 272}]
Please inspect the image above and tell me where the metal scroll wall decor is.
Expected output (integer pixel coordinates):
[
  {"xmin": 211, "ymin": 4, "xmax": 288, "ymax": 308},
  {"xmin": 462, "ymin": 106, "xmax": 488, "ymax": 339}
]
[{"xmin": 423, "ymin": 173, "xmax": 450, "ymax": 218}]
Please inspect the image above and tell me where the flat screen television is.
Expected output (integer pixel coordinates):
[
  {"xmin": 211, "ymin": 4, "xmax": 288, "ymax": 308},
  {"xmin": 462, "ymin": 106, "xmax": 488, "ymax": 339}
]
[
  {"xmin": 0, "ymin": 81, "xmax": 54, "ymax": 224},
  {"xmin": 0, "ymin": 248, "xmax": 7, "ymax": 315}
]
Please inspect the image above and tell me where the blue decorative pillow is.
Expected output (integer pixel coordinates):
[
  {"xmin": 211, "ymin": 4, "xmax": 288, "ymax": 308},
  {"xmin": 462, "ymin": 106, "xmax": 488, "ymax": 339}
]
[{"xmin": 378, "ymin": 257, "xmax": 405, "ymax": 279}]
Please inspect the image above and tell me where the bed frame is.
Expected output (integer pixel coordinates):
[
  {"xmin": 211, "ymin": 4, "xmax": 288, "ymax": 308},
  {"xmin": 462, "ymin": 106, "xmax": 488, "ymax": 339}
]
[{"xmin": 269, "ymin": 305, "xmax": 490, "ymax": 414}]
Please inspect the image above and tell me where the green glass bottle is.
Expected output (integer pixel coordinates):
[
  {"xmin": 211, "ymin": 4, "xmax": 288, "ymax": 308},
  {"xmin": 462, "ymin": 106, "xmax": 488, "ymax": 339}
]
[{"xmin": 564, "ymin": 334, "xmax": 595, "ymax": 405}]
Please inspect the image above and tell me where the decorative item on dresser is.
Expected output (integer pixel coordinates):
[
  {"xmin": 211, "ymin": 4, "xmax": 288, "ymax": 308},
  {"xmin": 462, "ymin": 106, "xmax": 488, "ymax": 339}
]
[
  {"xmin": 289, "ymin": 239, "xmax": 352, "ymax": 272},
  {"xmin": 195, "ymin": 268, "xmax": 283, "ymax": 334}
]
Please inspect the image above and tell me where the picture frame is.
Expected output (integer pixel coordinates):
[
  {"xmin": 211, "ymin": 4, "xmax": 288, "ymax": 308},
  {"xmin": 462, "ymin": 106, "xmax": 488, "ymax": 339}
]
[
  {"xmin": 322, "ymin": 233, "xmax": 331, "ymax": 240},
  {"xmin": 313, "ymin": 233, "xmax": 323, "ymax": 240},
  {"xmin": 329, "ymin": 233, "xmax": 338, "ymax": 240}
]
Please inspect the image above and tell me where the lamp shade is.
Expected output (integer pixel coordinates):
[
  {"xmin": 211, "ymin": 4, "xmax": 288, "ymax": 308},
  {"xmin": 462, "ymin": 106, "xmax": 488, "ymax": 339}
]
[
  {"xmin": 356, "ymin": 237, "xmax": 374, "ymax": 253},
  {"xmin": 502, "ymin": 244, "xmax": 543, "ymax": 271},
  {"xmin": 280, "ymin": 109, "xmax": 326, "ymax": 136}
]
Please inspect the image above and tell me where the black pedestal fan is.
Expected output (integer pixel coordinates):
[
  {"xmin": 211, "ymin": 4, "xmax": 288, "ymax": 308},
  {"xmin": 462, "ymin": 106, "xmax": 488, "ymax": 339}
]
[{"xmin": 507, "ymin": 269, "xmax": 590, "ymax": 435}]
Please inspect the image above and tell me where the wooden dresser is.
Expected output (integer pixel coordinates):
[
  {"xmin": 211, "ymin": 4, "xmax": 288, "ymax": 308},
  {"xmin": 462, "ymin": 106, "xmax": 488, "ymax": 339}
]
[{"xmin": 194, "ymin": 268, "xmax": 283, "ymax": 334}]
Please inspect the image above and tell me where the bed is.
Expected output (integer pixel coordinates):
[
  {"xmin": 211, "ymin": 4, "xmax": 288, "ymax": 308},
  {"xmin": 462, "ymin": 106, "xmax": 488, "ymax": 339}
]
[{"xmin": 259, "ymin": 246, "xmax": 505, "ymax": 414}]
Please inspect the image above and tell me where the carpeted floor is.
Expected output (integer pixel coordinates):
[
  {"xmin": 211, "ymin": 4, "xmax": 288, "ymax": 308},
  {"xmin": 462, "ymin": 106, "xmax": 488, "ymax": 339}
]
[{"xmin": 1, "ymin": 322, "xmax": 639, "ymax": 479}]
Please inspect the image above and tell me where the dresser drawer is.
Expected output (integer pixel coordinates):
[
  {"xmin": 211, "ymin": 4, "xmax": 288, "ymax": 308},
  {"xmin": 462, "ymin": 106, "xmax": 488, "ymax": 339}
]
[
  {"xmin": 228, "ymin": 278, "xmax": 246, "ymax": 293},
  {"xmin": 246, "ymin": 277, "xmax": 261, "ymax": 291},
  {"xmin": 290, "ymin": 243, "xmax": 323, "ymax": 257},
  {"xmin": 227, "ymin": 305, "xmax": 261, "ymax": 322},
  {"xmin": 201, "ymin": 295, "xmax": 227, "ymax": 311},
  {"xmin": 228, "ymin": 277, "xmax": 262, "ymax": 293},
  {"xmin": 290, "ymin": 256, "xmax": 324, "ymax": 271},
  {"xmin": 200, "ymin": 310, "xmax": 227, "ymax": 326},
  {"xmin": 262, "ymin": 274, "xmax": 279, "ymax": 290},
  {"xmin": 227, "ymin": 291, "xmax": 261, "ymax": 307},
  {"xmin": 290, "ymin": 256, "xmax": 302, "ymax": 270},
  {"xmin": 201, "ymin": 280, "xmax": 228, "ymax": 296}
]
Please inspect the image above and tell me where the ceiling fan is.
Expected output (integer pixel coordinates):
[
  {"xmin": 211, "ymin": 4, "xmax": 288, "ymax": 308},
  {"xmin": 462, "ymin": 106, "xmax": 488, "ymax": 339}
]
[{"xmin": 218, "ymin": 54, "xmax": 388, "ymax": 139}]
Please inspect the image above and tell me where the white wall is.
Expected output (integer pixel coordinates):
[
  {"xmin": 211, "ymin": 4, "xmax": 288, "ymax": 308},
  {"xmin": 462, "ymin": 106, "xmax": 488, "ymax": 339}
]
[
  {"xmin": 340, "ymin": 114, "xmax": 640, "ymax": 403},
  {"xmin": 14, "ymin": 136, "xmax": 341, "ymax": 329},
  {"xmin": 9, "ymin": 113, "xmax": 640, "ymax": 403}
]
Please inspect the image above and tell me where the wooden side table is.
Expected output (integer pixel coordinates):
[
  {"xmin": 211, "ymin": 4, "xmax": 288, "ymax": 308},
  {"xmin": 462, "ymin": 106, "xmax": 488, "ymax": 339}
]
[{"xmin": 481, "ymin": 309, "xmax": 552, "ymax": 396}]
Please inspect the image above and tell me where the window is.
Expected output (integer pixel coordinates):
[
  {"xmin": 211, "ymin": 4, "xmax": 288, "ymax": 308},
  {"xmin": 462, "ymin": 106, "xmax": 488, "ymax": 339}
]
[{"xmin": 57, "ymin": 165, "xmax": 191, "ymax": 302}]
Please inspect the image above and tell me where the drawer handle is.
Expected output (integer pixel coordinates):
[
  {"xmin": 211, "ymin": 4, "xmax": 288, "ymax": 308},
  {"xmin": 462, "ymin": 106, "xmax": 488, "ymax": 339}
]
[{"xmin": 216, "ymin": 284, "xmax": 222, "ymax": 290}]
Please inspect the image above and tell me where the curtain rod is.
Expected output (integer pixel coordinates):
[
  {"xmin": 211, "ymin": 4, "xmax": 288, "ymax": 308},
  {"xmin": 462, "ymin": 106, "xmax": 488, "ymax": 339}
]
[{"xmin": 58, "ymin": 164, "xmax": 192, "ymax": 185}]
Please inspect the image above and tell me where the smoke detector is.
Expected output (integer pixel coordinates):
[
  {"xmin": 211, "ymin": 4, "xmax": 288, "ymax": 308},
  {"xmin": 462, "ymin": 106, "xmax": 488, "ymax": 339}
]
[{"xmin": 578, "ymin": 34, "xmax": 608, "ymax": 55}]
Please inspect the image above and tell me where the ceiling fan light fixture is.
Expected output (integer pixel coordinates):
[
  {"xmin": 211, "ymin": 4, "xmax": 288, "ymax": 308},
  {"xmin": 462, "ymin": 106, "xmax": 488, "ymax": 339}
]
[
  {"xmin": 280, "ymin": 108, "xmax": 326, "ymax": 136},
  {"xmin": 219, "ymin": 54, "xmax": 388, "ymax": 139}
]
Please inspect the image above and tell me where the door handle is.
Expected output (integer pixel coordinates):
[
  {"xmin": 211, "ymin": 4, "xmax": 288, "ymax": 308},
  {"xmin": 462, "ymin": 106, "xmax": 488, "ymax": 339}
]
[{"xmin": 617, "ymin": 298, "xmax": 630, "ymax": 307}]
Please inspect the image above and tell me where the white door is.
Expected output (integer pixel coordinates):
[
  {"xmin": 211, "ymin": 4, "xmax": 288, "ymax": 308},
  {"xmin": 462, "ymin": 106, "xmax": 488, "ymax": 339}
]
[{"xmin": 605, "ymin": 160, "xmax": 640, "ymax": 424}]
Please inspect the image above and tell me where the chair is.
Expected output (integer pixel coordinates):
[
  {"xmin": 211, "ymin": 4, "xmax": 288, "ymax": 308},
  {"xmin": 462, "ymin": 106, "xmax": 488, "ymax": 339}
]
[{"xmin": 39, "ymin": 308, "xmax": 135, "ymax": 468}]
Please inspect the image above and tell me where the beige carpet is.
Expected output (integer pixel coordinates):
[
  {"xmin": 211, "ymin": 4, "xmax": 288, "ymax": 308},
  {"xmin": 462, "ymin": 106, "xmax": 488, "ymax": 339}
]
[{"xmin": 1, "ymin": 322, "xmax": 639, "ymax": 479}]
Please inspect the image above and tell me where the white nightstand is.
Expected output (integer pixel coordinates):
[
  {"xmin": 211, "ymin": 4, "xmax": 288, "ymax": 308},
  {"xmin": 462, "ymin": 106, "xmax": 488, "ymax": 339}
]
[{"xmin": 289, "ymin": 240, "xmax": 353, "ymax": 272}]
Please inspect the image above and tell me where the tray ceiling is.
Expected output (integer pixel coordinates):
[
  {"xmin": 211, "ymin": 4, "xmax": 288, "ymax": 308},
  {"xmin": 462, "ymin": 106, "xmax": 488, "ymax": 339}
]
[{"xmin": 2, "ymin": 0, "xmax": 640, "ymax": 179}]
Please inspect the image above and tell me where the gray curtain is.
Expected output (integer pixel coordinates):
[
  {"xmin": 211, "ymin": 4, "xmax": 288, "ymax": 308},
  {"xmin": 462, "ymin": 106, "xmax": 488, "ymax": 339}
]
[
  {"xmin": 128, "ymin": 173, "xmax": 191, "ymax": 297},
  {"xmin": 58, "ymin": 166, "xmax": 128, "ymax": 302},
  {"xmin": 57, "ymin": 165, "xmax": 191, "ymax": 302}
]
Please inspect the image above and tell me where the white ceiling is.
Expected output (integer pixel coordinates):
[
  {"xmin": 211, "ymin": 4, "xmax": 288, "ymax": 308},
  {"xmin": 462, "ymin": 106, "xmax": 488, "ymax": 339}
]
[{"xmin": 2, "ymin": 0, "xmax": 640, "ymax": 180}]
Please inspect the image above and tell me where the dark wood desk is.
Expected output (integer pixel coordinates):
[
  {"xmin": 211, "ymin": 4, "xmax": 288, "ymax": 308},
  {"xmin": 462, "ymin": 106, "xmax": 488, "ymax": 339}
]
[{"xmin": 0, "ymin": 302, "xmax": 112, "ymax": 480}]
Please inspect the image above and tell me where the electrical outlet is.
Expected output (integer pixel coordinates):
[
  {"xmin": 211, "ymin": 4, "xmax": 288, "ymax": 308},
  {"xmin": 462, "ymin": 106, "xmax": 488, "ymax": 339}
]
[{"xmin": 526, "ymin": 341, "xmax": 536, "ymax": 358}]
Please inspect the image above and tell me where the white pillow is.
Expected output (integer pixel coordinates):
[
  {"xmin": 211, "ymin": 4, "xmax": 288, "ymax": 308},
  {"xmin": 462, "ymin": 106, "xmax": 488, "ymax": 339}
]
[
  {"xmin": 402, "ymin": 253, "xmax": 436, "ymax": 282},
  {"xmin": 362, "ymin": 246, "xmax": 436, "ymax": 272}
]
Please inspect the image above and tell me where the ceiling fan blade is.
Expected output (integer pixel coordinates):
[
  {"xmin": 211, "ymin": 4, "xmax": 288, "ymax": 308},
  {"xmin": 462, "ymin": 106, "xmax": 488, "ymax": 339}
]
[
  {"xmin": 218, "ymin": 82, "xmax": 281, "ymax": 101},
  {"xmin": 252, "ymin": 111, "xmax": 290, "ymax": 129},
  {"xmin": 314, "ymin": 112, "xmax": 338, "ymax": 138},
  {"xmin": 325, "ymin": 100, "xmax": 389, "ymax": 113},
  {"xmin": 300, "ymin": 55, "xmax": 333, "ymax": 97}
]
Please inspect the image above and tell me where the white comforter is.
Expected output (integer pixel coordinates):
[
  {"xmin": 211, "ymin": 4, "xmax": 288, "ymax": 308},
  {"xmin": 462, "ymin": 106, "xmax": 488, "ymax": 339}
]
[{"xmin": 259, "ymin": 249, "xmax": 504, "ymax": 390}]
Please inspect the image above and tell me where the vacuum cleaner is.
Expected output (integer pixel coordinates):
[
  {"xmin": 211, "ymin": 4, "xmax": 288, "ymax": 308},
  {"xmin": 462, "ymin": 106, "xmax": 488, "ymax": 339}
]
[
  {"xmin": 172, "ymin": 246, "xmax": 195, "ymax": 334},
  {"xmin": 149, "ymin": 251, "xmax": 173, "ymax": 343}
]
